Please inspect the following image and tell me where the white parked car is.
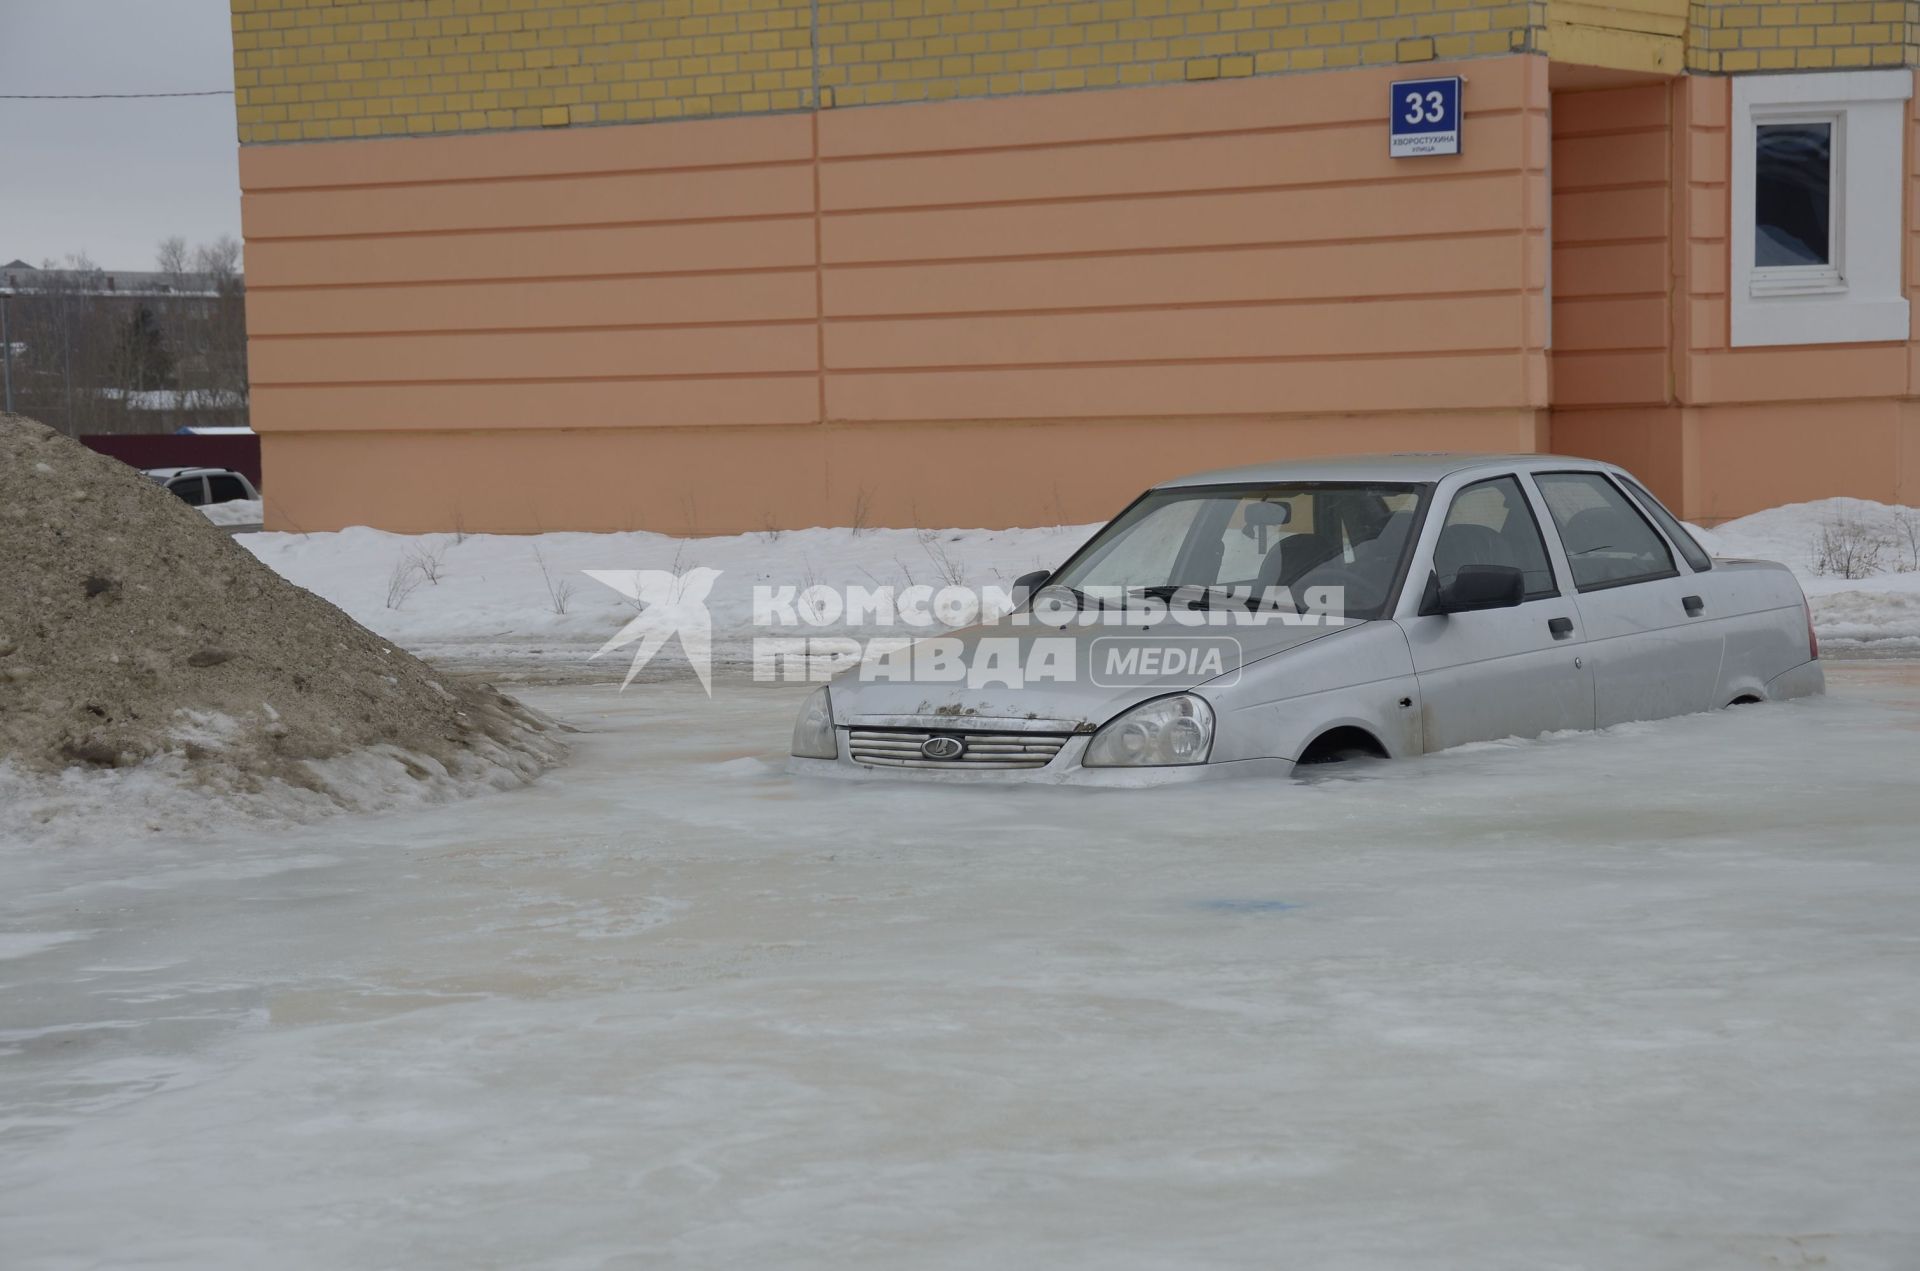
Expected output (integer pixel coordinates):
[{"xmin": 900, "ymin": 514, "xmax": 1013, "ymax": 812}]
[
  {"xmin": 790, "ymin": 454, "xmax": 1823, "ymax": 784},
  {"xmin": 142, "ymin": 467, "xmax": 259, "ymax": 508}
]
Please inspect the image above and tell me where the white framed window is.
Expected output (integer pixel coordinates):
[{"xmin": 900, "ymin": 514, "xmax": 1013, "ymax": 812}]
[{"xmin": 1731, "ymin": 70, "xmax": 1911, "ymax": 347}]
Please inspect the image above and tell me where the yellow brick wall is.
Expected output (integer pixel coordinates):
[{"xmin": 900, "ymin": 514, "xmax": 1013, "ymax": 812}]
[
  {"xmin": 1687, "ymin": 0, "xmax": 1917, "ymax": 70},
  {"xmin": 231, "ymin": 0, "xmax": 817, "ymax": 141},
  {"xmin": 236, "ymin": 0, "xmax": 1919, "ymax": 144},
  {"xmin": 815, "ymin": 0, "xmax": 1538, "ymax": 108},
  {"xmin": 231, "ymin": 0, "xmax": 1540, "ymax": 141}
]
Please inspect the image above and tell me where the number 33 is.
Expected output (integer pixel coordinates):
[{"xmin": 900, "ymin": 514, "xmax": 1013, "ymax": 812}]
[{"xmin": 1403, "ymin": 90, "xmax": 1446, "ymax": 125}]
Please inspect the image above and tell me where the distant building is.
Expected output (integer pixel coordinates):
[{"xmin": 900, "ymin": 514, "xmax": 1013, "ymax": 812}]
[
  {"xmin": 2, "ymin": 260, "xmax": 248, "ymax": 436},
  {"xmin": 228, "ymin": 0, "xmax": 1920, "ymax": 533},
  {"xmin": 1, "ymin": 261, "xmax": 220, "ymax": 299}
]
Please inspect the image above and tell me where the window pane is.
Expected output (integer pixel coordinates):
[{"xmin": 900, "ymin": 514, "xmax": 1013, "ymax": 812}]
[
  {"xmin": 1620, "ymin": 477, "xmax": 1713, "ymax": 574},
  {"xmin": 206, "ymin": 475, "xmax": 249, "ymax": 503},
  {"xmin": 1534, "ymin": 472, "xmax": 1676, "ymax": 591},
  {"xmin": 1434, "ymin": 477, "xmax": 1557, "ymax": 599},
  {"xmin": 1053, "ymin": 483, "xmax": 1425, "ymax": 620},
  {"xmin": 1069, "ymin": 498, "xmax": 1208, "ymax": 589},
  {"xmin": 1755, "ymin": 122, "xmax": 1831, "ymax": 267}
]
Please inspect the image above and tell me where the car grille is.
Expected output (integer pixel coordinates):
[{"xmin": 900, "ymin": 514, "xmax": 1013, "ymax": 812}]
[{"xmin": 846, "ymin": 726, "xmax": 1075, "ymax": 771}]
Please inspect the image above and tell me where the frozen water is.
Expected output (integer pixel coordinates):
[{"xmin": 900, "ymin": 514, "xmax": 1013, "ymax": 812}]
[{"xmin": 3, "ymin": 664, "xmax": 1919, "ymax": 1269}]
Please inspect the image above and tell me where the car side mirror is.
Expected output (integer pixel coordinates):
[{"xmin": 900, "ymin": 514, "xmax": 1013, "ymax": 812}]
[
  {"xmin": 1429, "ymin": 564, "xmax": 1525, "ymax": 614},
  {"xmin": 1012, "ymin": 569, "xmax": 1053, "ymax": 608}
]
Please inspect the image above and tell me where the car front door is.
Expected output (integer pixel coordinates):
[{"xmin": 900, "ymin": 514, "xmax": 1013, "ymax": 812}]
[
  {"xmin": 1531, "ymin": 470, "xmax": 1724, "ymax": 727},
  {"xmin": 1396, "ymin": 475, "xmax": 1595, "ymax": 751}
]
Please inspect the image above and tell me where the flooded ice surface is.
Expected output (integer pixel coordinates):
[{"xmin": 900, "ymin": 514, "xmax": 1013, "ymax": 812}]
[{"xmin": 4, "ymin": 667, "xmax": 1920, "ymax": 1269}]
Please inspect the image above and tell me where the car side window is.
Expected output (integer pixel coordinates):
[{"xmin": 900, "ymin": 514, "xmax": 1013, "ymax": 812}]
[
  {"xmin": 1534, "ymin": 472, "xmax": 1677, "ymax": 590},
  {"xmin": 1619, "ymin": 477, "xmax": 1713, "ymax": 573},
  {"xmin": 167, "ymin": 478, "xmax": 208, "ymax": 507},
  {"xmin": 206, "ymin": 475, "xmax": 250, "ymax": 503},
  {"xmin": 1433, "ymin": 476, "xmax": 1557, "ymax": 600}
]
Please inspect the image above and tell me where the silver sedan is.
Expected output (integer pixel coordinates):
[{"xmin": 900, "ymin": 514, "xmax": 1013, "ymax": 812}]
[{"xmin": 789, "ymin": 454, "xmax": 1823, "ymax": 784}]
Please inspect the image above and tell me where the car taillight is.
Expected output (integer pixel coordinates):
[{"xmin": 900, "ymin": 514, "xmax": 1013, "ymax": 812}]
[{"xmin": 1806, "ymin": 600, "xmax": 1819, "ymax": 661}]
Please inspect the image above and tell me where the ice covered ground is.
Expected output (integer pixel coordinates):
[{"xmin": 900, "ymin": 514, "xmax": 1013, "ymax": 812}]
[
  {"xmin": 236, "ymin": 497, "xmax": 1920, "ymax": 669},
  {"xmin": 4, "ymin": 663, "xmax": 1918, "ymax": 1270}
]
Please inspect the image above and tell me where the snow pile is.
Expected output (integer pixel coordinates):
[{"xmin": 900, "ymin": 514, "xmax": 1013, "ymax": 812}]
[
  {"xmin": 234, "ymin": 496, "xmax": 1920, "ymax": 665},
  {"xmin": 0, "ymin": 414, "xmax": 565, "ymax": 845},
  {"xmin": 199, "ymin": 498, "xmax": 263, "ymax": 527},
  {"xmin": 242, "ymin": 521, "xmax": 1102, "ymax": 666},
  {"xmin": 1692, "ymin": 498, "xmax": 1920, "ymax": 651}
]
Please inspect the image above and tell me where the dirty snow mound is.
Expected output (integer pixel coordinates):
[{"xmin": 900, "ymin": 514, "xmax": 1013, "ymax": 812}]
[{"xmin": 0, "ymin": 414, "xmax": 564, "ymax": 842}]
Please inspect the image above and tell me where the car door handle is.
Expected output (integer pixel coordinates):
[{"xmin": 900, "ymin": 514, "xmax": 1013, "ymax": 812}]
[
  {"xmin": 1682, "ymin": 594, "xmax": 1704, "ymax": 616},
  {"xmin": 1547, "ymin": 617, "xmax": 1574, "ymax": 639}
]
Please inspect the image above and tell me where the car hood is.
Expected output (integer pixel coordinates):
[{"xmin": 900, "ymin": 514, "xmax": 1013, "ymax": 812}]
[{"xmin": 827, "ymin": 613, "xmax": 1353, "ymax": 728}]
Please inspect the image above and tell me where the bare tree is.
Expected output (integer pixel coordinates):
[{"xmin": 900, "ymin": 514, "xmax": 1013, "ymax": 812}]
[
  {"xmin": 156, "ymin": 236, "xmax": 191, "ymax": 286},
  {"xmin": 0, "ymin": 239, "xmax": 249, "ymax": 436},
  {"xmin": 192, "ymin": 236, "xmax": 249, "ymax": 410}
]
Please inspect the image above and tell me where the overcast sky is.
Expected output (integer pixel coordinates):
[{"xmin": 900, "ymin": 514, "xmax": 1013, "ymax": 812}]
[{"xmin": 1, "ymin": 0, "xmax": 242, "ymax": 272}]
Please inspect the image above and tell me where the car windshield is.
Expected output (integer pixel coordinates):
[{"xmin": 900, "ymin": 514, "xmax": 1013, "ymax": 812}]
[{"xmin": 1052, "ymin": 482, "xmax": 1429, "ymax": 621}]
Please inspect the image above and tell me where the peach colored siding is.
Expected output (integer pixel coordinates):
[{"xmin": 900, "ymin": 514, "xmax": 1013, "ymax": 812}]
[
  {"xmin": 1550, "ymin": 83, "xmax": 1672, "ymax": 410},
  {"xmin": 1550, "ymin": 73, "xmax": 1920, "ymax": 521},
  {"xmin": 242, "ymin": 112, "xmax": 822, "ymax": 446},
  {"xmin": 815, "ymin": 63, "xmax": 1550, "ymax": 433},
  {"xmin": 244, "ymin": 57, "xmax": 1553, "ymax": 533}
]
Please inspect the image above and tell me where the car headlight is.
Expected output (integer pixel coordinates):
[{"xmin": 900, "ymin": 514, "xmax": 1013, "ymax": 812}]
[
  {"xmin": 1083, "ymin": 694, "xmax": 1214, "ymax": 767},
  {"xmin": 790, "ymin": 686, "xmax": 838, "ymax": 759}
]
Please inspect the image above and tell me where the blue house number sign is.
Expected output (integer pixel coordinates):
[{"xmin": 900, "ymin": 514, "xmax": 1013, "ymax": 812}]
[{"xmin": 1390, "ymin": 76, "xmax": 1461, "ymax": 157}]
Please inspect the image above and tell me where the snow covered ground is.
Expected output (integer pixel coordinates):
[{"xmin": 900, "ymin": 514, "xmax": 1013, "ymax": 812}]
[
  {"xmin": 198, "ymin": 497, "xmax": 263, "ymax": 527},
  {"xmin": 3, "ymin": 663, "xmax": 1918, "ymax": 1269},
  {"xmin": 234, "ymin": 497, "xmax": 1920, "ymax": 670},
  {"xmin": 242, "ymin": 521, "xmax": 1099, "ymax": 672}
]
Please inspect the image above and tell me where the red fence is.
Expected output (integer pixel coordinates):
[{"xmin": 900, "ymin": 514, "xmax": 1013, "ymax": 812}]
[{"xmin": 79, "ymin": 434, "xmax": 263, "ymax": 491}]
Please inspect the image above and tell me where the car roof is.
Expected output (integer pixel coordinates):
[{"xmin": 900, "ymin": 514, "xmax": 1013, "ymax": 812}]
[
  {"xmin": 1154, "ymin": 452, "xmax": 1615, "ymax": 488},
  {"xmin": 142, "ymin": 467, "xmax": 234, "ymax": 479}
]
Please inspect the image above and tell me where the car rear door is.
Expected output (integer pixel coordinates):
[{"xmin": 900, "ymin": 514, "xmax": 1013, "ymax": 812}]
[
  {"xmin": 1617, "ymin": 474, "xmax": 1812, "ymax": 698},
  {"xmin": 1530, "ymin": 470, "xmax": 1724, "ymax": 727},
  {"xmin": 1396, "ymin": 474, "xmax": 1595, "ymax": 751},
  {"xmin": 205, "ymin": 473, "xmax": 252, "ymax": 504},
  {"xmin": 166, "ymin": 476, "xmax": 209, "ymax": 507}
]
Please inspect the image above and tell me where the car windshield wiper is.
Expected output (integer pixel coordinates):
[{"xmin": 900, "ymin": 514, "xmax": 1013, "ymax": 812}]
[{"xmin": 1045, "ymin": 585, "xmax": 1100, "ymax": 611}]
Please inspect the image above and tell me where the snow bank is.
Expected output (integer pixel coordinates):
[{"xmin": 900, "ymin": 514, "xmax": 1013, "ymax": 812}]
[
  {"xmin": 241, "ymin": 522, "xmax": 1101, "ymax": 667},
  {"xmin": 237, "ymin": 497, "xmax": 1920, "ymax": 664},
  {"xmin": 199, "ymin": 498, "xmax": 263, "ymax": 527},
  {"xmin": 1692, "ymin": 498, "xmax": 1920, "ymax": 651}
]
